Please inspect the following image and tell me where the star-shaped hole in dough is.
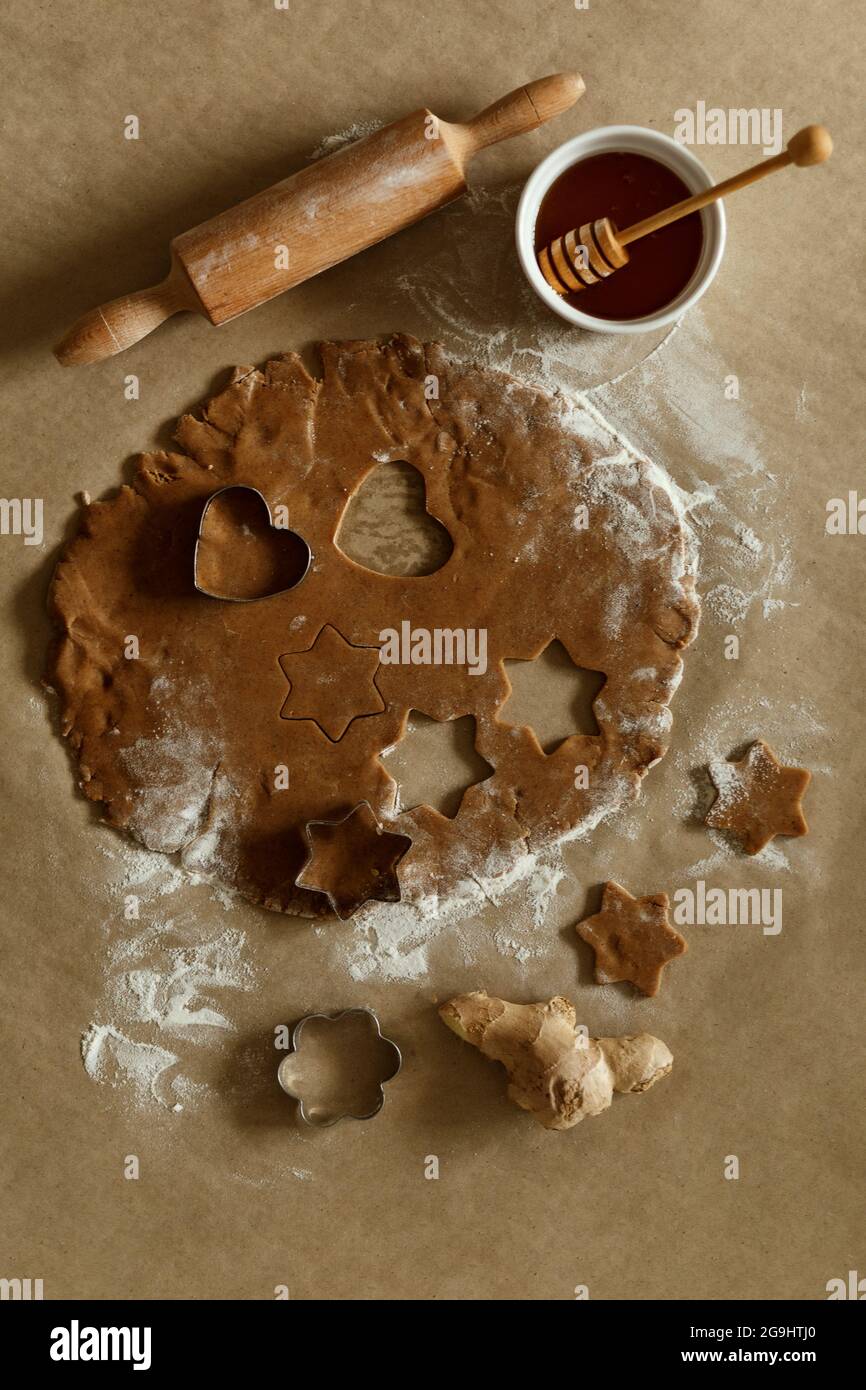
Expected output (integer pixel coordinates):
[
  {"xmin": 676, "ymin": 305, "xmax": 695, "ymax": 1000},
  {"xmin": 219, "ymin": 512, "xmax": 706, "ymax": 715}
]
[
  {"xmin": 705, "ymin": 739, "xmax": 811, "ymax": 855},
  {"xmin": 279, "ymin": 624, "xmax": 384, "ymax": 741},
  {"xmin": 576, "ymin": 881, "xmax": 687, "ymax": 997},
  {"xmin": 296, "ymin": 802, "xmax": 413, "ymax": 919}
]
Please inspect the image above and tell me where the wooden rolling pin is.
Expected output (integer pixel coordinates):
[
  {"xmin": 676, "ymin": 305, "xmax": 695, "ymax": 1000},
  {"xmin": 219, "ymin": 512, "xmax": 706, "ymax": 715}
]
[{"xmin": 55, "ymin": 73, "xmax": 584, "ymax": 366}]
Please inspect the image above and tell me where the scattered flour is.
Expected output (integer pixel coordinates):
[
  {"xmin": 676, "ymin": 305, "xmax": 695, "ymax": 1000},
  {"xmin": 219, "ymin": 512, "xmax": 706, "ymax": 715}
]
[
  {"xmin": 232, "ymin": 1166, "xmax": 313, "ymax": 1189},
  {"xmin": 83, "ymin": 837, "xmax": 257, "ymax": 1111},
  {"xmin": 683, "ymin": 834, "xmax": 791, "ymax": 879},
  {"xmin": 81, "ymin": 1025, "xmax": 181, "ymax": 1110},
  {"xmin": 111, "ymin": 923, "xmax": 253, "ymax": 1033},
  {"xmin": 795, "ymin": 385, "xmax": 809, "ymax": 422},
  {"xmin": 343, "ymin": 846, "xmax": 570, "ymax": 982}
]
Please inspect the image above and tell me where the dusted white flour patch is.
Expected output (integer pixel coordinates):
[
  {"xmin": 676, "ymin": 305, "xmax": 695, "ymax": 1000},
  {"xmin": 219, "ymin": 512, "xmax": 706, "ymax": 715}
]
[
  {"xmin": 705, "ymin": 755, "xmax": 747, "ymax": 813},
  {"xmin": 341, "ymin": 843, "xmax": 574, "ymax": 981},
  {"xmin": 81, "ymin": 849, "xmax": 257, "ymax": 1110},
  {"xmin": 233, "ymin": 1165, "xmax": 313, "ymax": 1189},
  {"xmin": 684, "ymin": 834, "xmax": 792, "ymax": 879},
  {"xmin": 346, "ymin": 912, "xmax": 435, "ymax": 982},
  {"xmin": 110, "ymin": 923, "xmax": 253, "ymax": 1033},
  {"xmin": 118, "ymin": 676, "xmax": 227, "ymax": 856},
  {"xmin": 81, "ymin": 1023, "xmax": 180, "ymax": 1110}
]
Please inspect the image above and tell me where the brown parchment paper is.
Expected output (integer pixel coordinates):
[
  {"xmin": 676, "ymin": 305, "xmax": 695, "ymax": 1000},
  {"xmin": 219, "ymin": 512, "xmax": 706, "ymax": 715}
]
[{"xmin": 1, "ymin": 0, "xmax": 864, "ymax": 1301}]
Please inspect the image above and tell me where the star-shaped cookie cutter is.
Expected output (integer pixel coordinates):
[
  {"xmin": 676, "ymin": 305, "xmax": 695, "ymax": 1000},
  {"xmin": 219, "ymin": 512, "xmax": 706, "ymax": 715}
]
[
  {"xmin": 193, "ymin": 484, "xmax": 312, "ymax": 600},
  {"xmin": 277, "ymin": 1007, "xmax": 402, "ymax": 1126},
  {"xmin": 295, "ymin": 801, "xmax": 413, "ymax": 919}
]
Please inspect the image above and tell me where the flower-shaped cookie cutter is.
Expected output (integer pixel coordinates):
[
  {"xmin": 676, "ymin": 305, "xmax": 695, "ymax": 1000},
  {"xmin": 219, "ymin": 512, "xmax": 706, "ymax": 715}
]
[
  {"xmin": 193, "ymin": 484, "xmax": 312, "ymax": 601},
  {"xmin": 277, "ymin": 1007, "xmax": 402, "ymax": 1126}
]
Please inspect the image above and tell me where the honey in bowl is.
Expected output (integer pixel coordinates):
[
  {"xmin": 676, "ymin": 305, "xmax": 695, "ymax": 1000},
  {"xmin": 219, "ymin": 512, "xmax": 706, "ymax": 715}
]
[{"xmin": 534, "ymin": 151, "xmax": 704, "ymax": 320}]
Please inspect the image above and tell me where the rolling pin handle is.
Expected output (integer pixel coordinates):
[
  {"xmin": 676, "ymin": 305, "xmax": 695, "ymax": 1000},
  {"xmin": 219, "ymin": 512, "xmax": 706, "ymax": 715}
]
[
  {"xmin": 461, "ymin": 72, "xmax": 585, "ymax": 155},
  {"xmin": 53, "ymin": 261, "xmax": 198, "ymax": 367}
]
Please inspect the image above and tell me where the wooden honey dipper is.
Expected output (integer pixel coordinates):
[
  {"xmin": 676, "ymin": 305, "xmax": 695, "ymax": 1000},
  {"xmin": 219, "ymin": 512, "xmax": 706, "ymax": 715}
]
[
  {"xmin": 537, "ymin": 124, "xmax": 832, "ymax": 297},
  {"xmin": 55, "ymin": 73, "xmax": 584, "ymax": 366}
]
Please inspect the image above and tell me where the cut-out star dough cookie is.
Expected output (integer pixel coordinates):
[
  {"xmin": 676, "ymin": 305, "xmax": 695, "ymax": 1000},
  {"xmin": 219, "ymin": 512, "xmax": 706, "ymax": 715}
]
[
  {"xmin": 46, "ymin": 335, "xmax": 699, "ymax": 916},
  {"xmin": 705, "ymin": 739, "xmax": 811, "ymax": 855},
  {"xmin": 279, "ymin": 624, "xmax": 384, "ymax": 741},
  {"xmin": 296, "ymin": 802, "xmax": 412, "ymax": 918},
  {"xmin": 576, "ymin": 880, "xmax": 687, "ymax": 997}
]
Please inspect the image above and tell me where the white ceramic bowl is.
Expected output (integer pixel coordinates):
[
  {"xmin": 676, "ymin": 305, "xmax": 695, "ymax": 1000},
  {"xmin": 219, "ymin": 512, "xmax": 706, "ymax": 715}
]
[{"xmin": 516, "ymin": 125, "xmax": 726, "ymax": 334}]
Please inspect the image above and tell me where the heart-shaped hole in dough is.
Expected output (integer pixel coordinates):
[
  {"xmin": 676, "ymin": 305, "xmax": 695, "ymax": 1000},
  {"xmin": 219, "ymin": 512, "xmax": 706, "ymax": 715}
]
[
  {"xmin": 194, "ymin": 486, "xmax": 311, "ymax": 601},
  {"xmin": 335, "ymin": 460, "xmax": 453, "ymax": 576}
]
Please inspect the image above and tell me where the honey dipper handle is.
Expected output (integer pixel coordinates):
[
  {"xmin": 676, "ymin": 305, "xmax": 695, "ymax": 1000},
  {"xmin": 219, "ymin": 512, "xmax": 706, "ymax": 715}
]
[
  {"xmin": 460, "ymin": 72, "xmax": 585, "ymax": 156},
  {"xmin": 54, "ymin": 259, "xmax": 200, "ymax": 367},
  {"xmin": 620, "ymin": 124, "xmax": 832, "ymax": 247}
]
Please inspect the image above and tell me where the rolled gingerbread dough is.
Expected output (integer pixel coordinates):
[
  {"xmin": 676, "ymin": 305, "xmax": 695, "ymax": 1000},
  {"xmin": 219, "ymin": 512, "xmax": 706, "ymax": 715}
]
[{"xmin": 47, "ymin": 335, "xmax": 699, "ymax": 916}]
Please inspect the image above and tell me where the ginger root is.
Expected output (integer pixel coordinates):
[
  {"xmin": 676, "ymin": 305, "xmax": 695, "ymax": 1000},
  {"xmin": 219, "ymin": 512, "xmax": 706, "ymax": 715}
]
[{"xmin": 439, "ymin": 991, "xmax": 673, "ymax": 1131}]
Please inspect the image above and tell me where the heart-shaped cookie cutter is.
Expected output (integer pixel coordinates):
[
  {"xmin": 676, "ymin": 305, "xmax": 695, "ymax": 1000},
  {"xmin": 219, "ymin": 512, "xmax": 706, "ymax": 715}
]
[
  {"xmin": 193, "ymin": 484, "xmax": 312, "ymax": 600},
  {"xmin": 277, "ymin": 1007, "xmax": 402, "ymax": 1126}
]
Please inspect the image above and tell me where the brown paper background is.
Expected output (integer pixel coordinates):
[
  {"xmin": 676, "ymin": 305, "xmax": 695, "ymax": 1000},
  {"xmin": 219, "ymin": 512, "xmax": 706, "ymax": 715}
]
[{"xmin": 1, "ymin": 0, "xmax": 863, "ymax": 1300}]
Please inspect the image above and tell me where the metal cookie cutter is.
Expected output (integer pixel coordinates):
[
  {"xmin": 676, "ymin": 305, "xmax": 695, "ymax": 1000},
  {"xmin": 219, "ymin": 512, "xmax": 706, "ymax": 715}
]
[
  {"xmin": 193, "ymin": 484, "xmax": 312, "ymax": 600},
  {"xmin": 295, "ymin": 801, "xmax": 413, "ymax": 919},
  {"xmin": 277, "ymin": 1007, "xmax": 402, "ymax": 1126}
]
